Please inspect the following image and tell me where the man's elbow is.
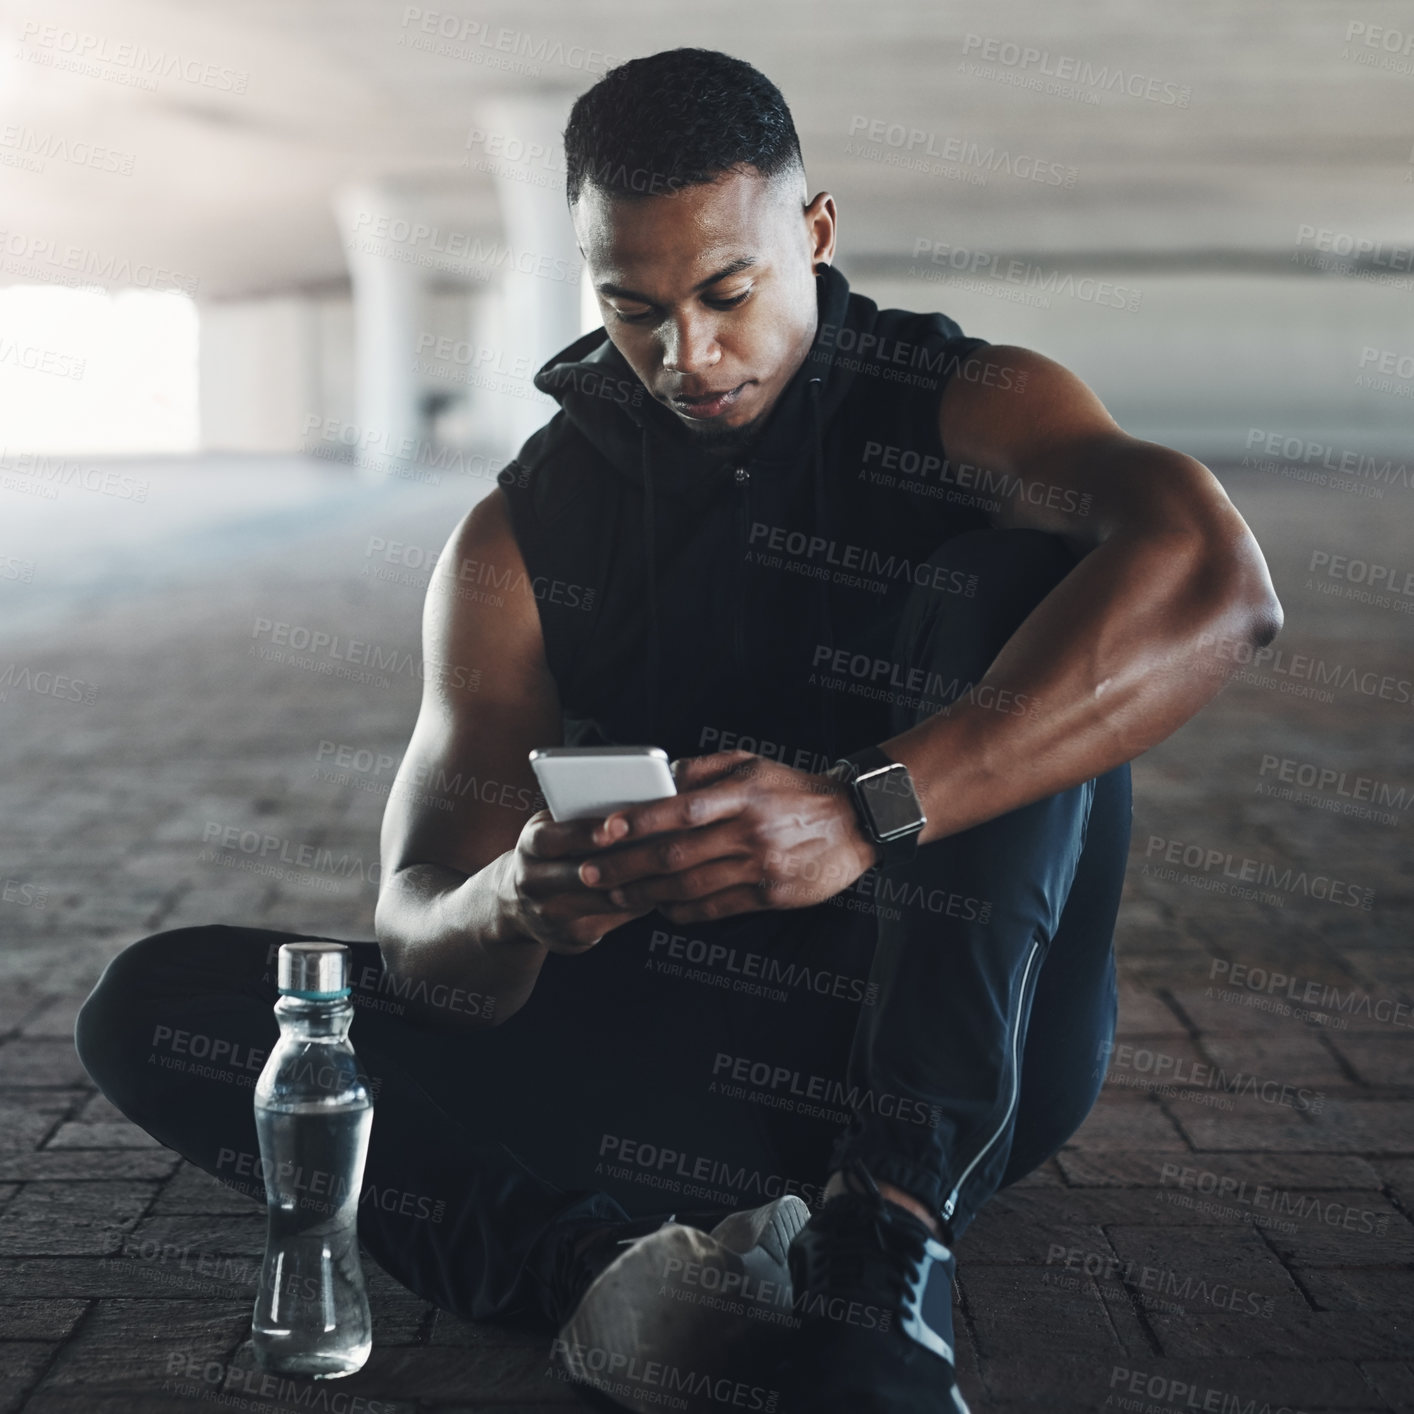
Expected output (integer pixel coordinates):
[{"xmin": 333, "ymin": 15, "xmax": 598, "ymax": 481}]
[
  {"xmin": 1181, "ymin": 523, "xmax": 1284, "ymax": 659},
  {"xmin": 1247, "ymin": 591, "xmax": 1284, "ymax": 650},
  {"xmin": 1222, "ymin": 541, "xmax": 1284, "ymax": 652},
  {"xmin": 372, "ymin": 876, "xmax": 407, "ymax": 962}
]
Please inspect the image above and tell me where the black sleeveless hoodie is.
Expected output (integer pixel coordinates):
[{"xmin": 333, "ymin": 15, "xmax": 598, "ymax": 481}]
[{"xmin": 497, "ymin": 262, "xmax": 993, "ymax": 773}]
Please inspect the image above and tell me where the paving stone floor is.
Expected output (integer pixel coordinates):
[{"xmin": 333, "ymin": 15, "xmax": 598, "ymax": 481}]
[{"xmin": 0, "ymin": 451, "xmax": 1410, "ymax": 1412}]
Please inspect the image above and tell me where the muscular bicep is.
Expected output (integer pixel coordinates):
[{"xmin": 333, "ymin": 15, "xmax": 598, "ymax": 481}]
[
  {"xmin": 938, "ymin": 342, "xmax": 1268, "ymax": 567},
  {"xmin": 938, "ymin": 344, "xmax": 1136, "ymax": 548},
  {"xmin": 378, "ymin": 489, "xmax": 561, "ymax": 882}
]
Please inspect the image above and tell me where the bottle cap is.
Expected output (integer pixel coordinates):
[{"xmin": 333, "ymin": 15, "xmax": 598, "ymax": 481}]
[{"xmin": 277, "ymin": 941, "xmax": 350, "ymax": 999}]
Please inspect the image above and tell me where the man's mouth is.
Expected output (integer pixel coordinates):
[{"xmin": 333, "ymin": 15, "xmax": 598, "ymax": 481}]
[{"xmin": 667, "ymin": 382, "xmax": 749, "ymax": 420}]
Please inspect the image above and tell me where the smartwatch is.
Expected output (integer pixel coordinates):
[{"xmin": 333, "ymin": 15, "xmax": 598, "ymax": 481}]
[{"xmin": 829, "ymin": 744, "xmax": 927, "ymax": 868}]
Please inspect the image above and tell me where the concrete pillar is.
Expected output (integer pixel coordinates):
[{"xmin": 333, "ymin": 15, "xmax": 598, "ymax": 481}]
[
  {"xmin": 459, "ymin": 280, "xmax": 511, "ymax": 450},
  {"xmin": 198, "ymin": 292, "xmax": 353, "ymax": 455},
  {"xmin": 197, "ymin": 296, "xmax": 318, "ymax": 453},
  {"xmin": 478, "ymin": 91, "xmax": 585, "ymax": 447},
  {"xmin": 332, "ymin": 181, "xmax": 426, "ymax": 482}
]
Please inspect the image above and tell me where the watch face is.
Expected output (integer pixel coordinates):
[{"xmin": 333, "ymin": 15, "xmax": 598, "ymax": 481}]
[{"xmin": 858, "ymin": 764, "xmax": 924, "ymax": 839}]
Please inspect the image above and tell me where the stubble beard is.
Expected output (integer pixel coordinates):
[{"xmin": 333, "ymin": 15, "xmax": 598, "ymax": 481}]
[{"xmin": 676, "ymin": 413, "xmax": 764, "ymax": 465}]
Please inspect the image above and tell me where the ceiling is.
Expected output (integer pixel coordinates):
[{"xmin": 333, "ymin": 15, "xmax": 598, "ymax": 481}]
[{"xmin": 1, "ymin": 0, "xmax": 1410, "ymax": 301}]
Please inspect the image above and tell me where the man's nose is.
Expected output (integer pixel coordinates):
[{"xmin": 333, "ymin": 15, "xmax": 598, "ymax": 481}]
[{"xmin": 661, "ymin": 313, "xmax": 721, "ymax": 374}]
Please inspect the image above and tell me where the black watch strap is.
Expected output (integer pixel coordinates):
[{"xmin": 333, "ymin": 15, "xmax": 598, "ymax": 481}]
[{"xmin": 831, "ymin": 745, "xmax": 926, "ymax": 868}]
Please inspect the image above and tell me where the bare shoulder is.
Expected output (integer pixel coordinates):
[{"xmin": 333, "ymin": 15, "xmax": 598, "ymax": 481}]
[
  {"xmin": 425, "ymin": 487, "xmax": 558, "ymax": 697},
  {"xmin": 378, "ymin": 488, "xmax": 561, "ymax": 880},
  {"xmin": 937, "ymin": 343, "xmax": 1258, "ymax": 549},
  {"xmin": 938, "ymin": 343, "xmax": 1120, "ymax": 471}
]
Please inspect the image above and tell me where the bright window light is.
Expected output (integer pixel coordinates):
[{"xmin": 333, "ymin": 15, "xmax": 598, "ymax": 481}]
[{"xmin": 0, "ymin": 283, "xmax": 198, "ymax": 457}]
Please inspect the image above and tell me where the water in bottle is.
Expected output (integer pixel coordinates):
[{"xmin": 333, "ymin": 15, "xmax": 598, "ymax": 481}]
[{"xmin": 251, "ymin": 941, "xmax": 374, "ymax": 1377}]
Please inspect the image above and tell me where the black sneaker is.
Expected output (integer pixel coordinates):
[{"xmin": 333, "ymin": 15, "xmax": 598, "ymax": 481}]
[{"xmin": 771, "ymin": 1159, "xmax": 971, "ymax": 1413}]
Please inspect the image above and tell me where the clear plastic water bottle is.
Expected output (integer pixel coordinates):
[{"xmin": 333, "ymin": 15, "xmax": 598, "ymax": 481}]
[{"xmin": 251, "ymin": 941, "xmax": 374, "ymax": 1377}]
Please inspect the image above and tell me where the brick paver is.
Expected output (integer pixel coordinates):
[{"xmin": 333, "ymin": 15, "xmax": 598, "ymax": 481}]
[{"xmin": 0, "ymin": 454, "xmax": 1409, "ymax": 1411}]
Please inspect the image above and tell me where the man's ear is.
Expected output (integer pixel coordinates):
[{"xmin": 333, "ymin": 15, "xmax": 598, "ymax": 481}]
[{"xmin": 804, "ymin": 190, "xmax": 837, "ymax": 267}]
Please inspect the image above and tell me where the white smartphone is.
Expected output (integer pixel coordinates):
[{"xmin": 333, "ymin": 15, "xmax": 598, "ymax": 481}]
[{"xmin": 528, "ymin": 745, "xmax": 677, "ymax": 823}]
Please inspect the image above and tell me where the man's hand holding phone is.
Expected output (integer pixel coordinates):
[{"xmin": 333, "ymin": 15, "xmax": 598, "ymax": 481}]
[
  {"xmin": 507, "ymin": 746, "xmax": 878, "ymax": 952},
  {"xmin": 568, "ymin": 749, "xmax": 877, "ymax": 928},
  {"xmin": 503, "ymin": 809, "xmax": 659, "ymax": 956}
]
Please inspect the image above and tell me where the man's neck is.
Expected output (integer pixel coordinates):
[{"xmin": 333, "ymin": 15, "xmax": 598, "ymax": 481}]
[{"xmin": 675, "ymin": 418, "xmax": 766, "ymax": 469}]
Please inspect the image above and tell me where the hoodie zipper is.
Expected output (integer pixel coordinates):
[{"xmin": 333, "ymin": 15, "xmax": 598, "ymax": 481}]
[
  {"xmin": 733, "ymin": 464, "xmax": 750, "ymax": 675},
  {"xmin": 939, "ymin": 936, "xmax": 1044, "ymax": 1224}
]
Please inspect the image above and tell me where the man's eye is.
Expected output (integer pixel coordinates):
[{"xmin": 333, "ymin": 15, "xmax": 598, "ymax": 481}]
[
  {"xmin": 706, "ymin": 289, "xmax": 751, "ymax": 310},
  {"xmin": 611, "ymin": 306, "xmax": 653, "ymax": 324}
]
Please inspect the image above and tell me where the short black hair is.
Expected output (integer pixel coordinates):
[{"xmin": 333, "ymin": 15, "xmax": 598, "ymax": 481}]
[{"xmin": 563, "ymin": 47, "xmax": 804, "ymax": 206}]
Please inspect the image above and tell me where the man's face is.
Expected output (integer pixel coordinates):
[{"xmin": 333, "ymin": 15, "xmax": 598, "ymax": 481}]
[{"xmin": 572, "ymin": 167, "xmax": 835, "ymax": 451}]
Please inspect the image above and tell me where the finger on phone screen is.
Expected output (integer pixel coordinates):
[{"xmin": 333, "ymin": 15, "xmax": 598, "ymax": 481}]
[{"xmin": 527, "ymin": 815, "xmax": 604, "ymax": 858}]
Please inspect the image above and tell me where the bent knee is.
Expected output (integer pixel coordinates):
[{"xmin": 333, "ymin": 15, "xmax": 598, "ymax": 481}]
[
  {"xmin": 895, "ymin": 529, "xmax": 1081, "ymax": 685},
  {"xmin": 74, "ymin": 924, "xmax": 259, "ymax": 1099},
  {"xmin": 932, "ymin": 527, "xmax": 1079, "ymax": 614}
]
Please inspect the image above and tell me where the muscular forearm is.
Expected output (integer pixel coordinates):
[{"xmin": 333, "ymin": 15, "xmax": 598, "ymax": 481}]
[
  {"xmin": 373, "ymin": 853, "xmax": 549, "ymax": 1028},
  {"xmin": 884, "ymin": 515, "xmax": 1281, "ymax": 844}
]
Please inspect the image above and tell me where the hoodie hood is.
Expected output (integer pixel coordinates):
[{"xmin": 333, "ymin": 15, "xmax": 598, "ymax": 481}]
[{"xmin": 530, "ymin": 262, "xmax": 867, "ymax": 760}]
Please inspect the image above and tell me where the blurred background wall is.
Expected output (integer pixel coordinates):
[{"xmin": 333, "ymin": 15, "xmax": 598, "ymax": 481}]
[{"xmin": 2, "ymin": 0, "xmax": 1411, "ymax": 472}]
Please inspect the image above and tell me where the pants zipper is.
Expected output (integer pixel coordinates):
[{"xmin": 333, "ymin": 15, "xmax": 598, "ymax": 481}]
[
  {"xmin": 940, "ymin": 936, "xmax": 1044, "ymax": 1224},
  {"xmin": 733, "ymin": 465, "xmax": 750, "ymax": 674}
]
